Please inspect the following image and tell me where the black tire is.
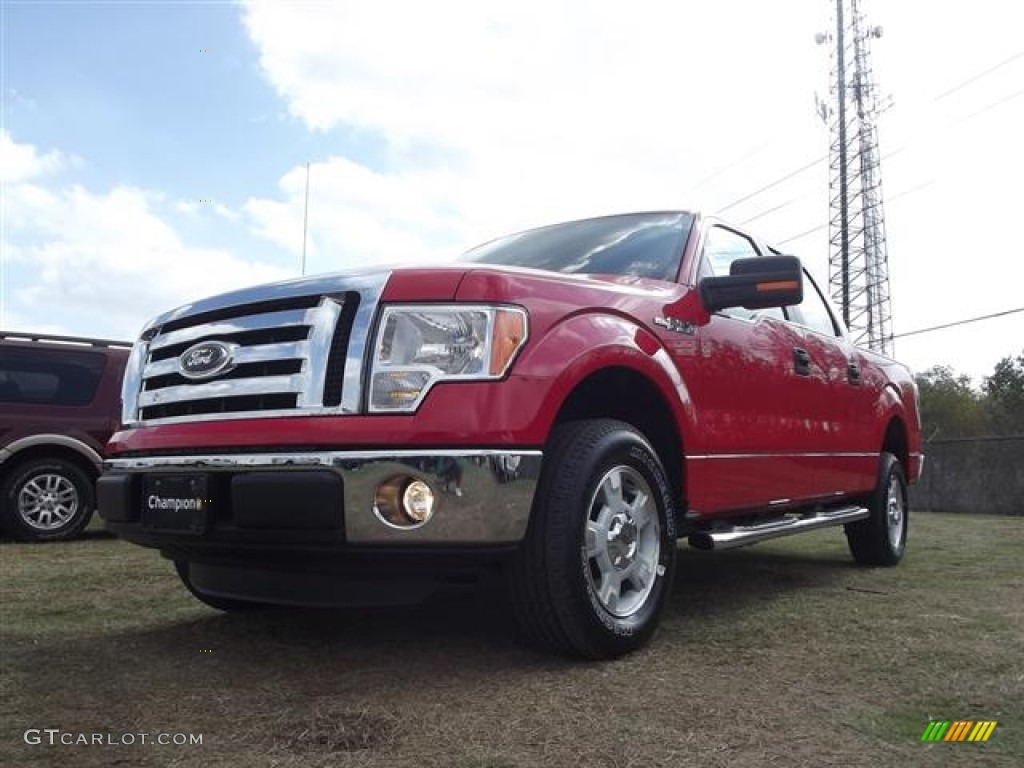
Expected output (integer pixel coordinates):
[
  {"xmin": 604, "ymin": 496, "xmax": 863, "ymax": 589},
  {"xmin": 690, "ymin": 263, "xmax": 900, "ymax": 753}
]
[
  {"xmin": 0, "ymin": 458, "xmax": 95, "ymax": 542},
  {"xmin": 845, "ymin": 451, "xmax": 908, "ymax": 566},
  {"xmin": 174, "ymin": 561, "xmax": 268, "ymax": 612},
  {"xmin": 509, "ymin": 419, "xmax": 678, "ymax": 659}
]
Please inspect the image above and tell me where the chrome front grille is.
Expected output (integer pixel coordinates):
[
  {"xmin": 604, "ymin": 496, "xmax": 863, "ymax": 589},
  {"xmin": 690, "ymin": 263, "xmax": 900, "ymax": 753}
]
[
  {"xmin": 121, "ymin": 270, "xmax": 391, "ymax": 426},
  {"xmin": 134, "ymin": 296, "xmax": 344, "ymax": 423}
]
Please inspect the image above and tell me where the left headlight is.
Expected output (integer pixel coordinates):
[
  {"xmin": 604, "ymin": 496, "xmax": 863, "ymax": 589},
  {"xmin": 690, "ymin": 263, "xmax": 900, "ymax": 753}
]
[{"xmin": 369, "ymin": 304, "xmax": 528, "ymax": 413}]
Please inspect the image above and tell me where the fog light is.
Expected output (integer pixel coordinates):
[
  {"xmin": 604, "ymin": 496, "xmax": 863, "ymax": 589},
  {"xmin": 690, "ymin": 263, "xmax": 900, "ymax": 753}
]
[
  {"xmin": 374, "ymin": 476, "xmax": 436, "ymax": 529},
  {"xmin": 402, "ymin": 480, "xmax": 435, "ymax": 523}
]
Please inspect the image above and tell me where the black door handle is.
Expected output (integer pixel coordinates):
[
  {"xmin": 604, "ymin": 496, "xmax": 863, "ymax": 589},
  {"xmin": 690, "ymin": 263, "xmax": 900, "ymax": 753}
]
[
  {"xmin": 794, "ymin": 347, "xmax": 811, "ymax": 376},
  {"xmin": 848, "ymin": 361, "xmax": 861, "ymax": 385}
]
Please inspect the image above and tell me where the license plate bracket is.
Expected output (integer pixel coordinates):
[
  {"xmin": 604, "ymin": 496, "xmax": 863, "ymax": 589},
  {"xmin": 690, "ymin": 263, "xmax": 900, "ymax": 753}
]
[{"xmin": 141, "ymin": 474, "xmax": 210, "ymax": 534}]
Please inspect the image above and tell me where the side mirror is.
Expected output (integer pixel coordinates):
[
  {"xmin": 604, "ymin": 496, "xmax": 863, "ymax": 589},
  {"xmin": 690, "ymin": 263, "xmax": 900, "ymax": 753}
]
[{"xmin": 699, "ymin": 255, "xmax": 803, "ymax": 313}]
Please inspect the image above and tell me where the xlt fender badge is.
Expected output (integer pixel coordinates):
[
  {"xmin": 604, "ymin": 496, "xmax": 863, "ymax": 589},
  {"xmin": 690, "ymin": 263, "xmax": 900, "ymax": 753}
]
[{"xmin": 654, "ymin": 316, "xmax": 696, "ymax": 335}]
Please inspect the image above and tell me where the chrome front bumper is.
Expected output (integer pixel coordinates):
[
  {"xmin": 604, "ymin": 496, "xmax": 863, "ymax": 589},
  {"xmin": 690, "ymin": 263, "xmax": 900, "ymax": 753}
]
[{"xmin": 102, "ymin": 450, "xmax": 541, "ymax": 544}]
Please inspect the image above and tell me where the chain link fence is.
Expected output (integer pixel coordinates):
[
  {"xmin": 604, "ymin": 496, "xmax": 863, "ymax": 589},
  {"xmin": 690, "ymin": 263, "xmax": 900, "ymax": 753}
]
[{"xmin": 909, "ymin": 435, "xmax": 1024, "ymax": 515}]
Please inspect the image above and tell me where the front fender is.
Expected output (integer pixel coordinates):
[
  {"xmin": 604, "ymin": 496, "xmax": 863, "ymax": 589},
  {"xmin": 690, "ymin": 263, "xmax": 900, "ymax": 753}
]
[{"xmin": 513, "ymin": 312, "xmax": 697, "ymax": 450}]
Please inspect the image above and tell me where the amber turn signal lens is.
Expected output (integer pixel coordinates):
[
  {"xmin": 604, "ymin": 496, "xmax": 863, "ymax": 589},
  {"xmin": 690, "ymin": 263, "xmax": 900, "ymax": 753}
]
[
  {"xmin": 489, "ymin": 309, "xmax": 527, "ymax": 376},
  {"xmin": 755, "ymin": 280, "xmax": 800, "ymax": 292}
]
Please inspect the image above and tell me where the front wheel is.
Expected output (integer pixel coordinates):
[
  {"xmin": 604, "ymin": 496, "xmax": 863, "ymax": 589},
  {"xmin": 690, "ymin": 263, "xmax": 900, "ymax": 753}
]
[
  {"xmin": 845, "ymin": 451, "xmax": 908, "ymax": 566},
  {"xmin": 509, "ymin": 419, "xmax": 678, "ymax": 659}
]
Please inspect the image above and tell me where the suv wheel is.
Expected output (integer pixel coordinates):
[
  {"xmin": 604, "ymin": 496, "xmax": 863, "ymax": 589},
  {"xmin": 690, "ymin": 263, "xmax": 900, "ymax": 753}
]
[{"xmin": 1, "ymin": 458, "xmax": 95, "ymax": 542}]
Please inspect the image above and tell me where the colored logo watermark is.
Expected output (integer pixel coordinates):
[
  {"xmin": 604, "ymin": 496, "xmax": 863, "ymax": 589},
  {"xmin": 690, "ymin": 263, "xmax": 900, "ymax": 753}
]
[{"xmin": 920, "ymin": 720, "xmax": 997, "ymax": 742}]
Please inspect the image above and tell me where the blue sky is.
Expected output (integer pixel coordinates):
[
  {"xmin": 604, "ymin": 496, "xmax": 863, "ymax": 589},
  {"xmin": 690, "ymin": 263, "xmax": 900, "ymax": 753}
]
[
  {"xmin": 4, "ymin": 2, "xmax": 395, "ymax": 197},
  {"xmin": 2, "ymin": 0, "xmax": 1022, "ymax": 379},
  {"xmin": 4, "ymin": 0, "xmax": 364, "ymax": 267}
]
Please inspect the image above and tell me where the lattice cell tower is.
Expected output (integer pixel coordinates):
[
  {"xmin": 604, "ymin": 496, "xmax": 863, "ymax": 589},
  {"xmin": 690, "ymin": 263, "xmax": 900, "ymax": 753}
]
[{"xmin": 816, "ymin": 0, "xmax": 893, "ymax": 354}]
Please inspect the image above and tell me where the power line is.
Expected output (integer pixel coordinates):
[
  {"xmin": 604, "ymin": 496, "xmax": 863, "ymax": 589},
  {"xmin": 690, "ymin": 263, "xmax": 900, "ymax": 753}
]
[
  {"xmin": 684, "ymin": 139, "xmax": 776, "ymax": 196},
  {"xmin": 778, "ymin": 222, "xmax": 826, "ymax": 246},
  {"xmin": 949, "ymin": 87, "xmax": 1024, "ymax": 125},
  {"xmin": 892, "ymin": 307, "xmax": 1024, "ymax": 340},
  {"xmin": 934, "ymin": 49, "xmax": 1024, "ymax": 102},
  {"xmin": 767, "ymin": 79, "xmax": 1022, "ymax": 241},
  {"xmin": 733, "ymin": 82, "xmax": 1019, "ymax": 229},
  {"xmin": 775, "ymin": 180, "xmax": 934, "ymax": 246},
  {"xmin": 717, "ymin": 49, "xmax": 1024, "ymax": 223},
  {"xmin": 715, "ymin": 156, "xmax": 825, "ymax": 215},
  {"xmin": 738, "ymin": 191, "xmax": 813, "ymax": 226}
]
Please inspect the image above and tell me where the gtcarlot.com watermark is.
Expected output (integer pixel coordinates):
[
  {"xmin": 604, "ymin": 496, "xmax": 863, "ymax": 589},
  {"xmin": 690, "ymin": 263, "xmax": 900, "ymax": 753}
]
[{"xmin": 24, "ymin": 729, "xmax": 203, "ymax": 746}]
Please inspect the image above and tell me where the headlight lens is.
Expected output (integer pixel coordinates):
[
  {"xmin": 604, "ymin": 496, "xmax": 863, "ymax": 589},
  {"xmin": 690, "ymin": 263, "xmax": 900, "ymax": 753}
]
[{"xmin": 369, "ymin": 305, "xmax": 527, "ymax": 412}]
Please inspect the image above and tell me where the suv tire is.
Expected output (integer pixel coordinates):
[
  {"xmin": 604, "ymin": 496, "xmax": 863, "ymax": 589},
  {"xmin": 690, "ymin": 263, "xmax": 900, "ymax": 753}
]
[{"xmin": 1, "ymin": 458, "xmax": 95, "ymax": 542}]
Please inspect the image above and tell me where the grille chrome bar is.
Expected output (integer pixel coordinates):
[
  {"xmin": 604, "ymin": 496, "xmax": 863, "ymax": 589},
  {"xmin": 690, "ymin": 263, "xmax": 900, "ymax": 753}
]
[
  {"xmin": 147, "ymin": 308, "xmax": 313, "ymax": 352},
  {"xmin": 143, "ymin": 341, "xmax": 311, "ymax": 379},
  {"xmin": 301, "ymin": 296, "xmax": 341, "ymax": 408},
  {"xmin": 138, "ymin": 375, "xmax": 307, "ymax": 408}
]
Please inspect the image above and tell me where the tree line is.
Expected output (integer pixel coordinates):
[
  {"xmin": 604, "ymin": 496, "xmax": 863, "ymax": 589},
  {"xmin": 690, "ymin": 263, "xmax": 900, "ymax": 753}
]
[{"xmin": 914, "ymin": 349, "xmax": 1024, "ymax": 441}]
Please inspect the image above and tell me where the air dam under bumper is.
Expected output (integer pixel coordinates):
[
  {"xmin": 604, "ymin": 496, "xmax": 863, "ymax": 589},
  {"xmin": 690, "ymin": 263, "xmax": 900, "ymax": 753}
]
[{"xmin": 98, "ymin": 450, "xmax": 541, "ymax": 547}]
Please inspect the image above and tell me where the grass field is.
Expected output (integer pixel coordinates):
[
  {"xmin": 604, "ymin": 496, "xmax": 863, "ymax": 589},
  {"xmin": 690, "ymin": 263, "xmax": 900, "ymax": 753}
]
[{"xmin": 2, "ymin": 512, "xmax": 1021, "ymax": 767}]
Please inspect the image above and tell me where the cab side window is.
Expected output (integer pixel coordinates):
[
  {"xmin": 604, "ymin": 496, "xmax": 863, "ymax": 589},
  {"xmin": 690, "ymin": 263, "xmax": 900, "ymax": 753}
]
[
  {"xmin": 698, "ymin": 226, "xmax": 784, "ymax": 321},
  {"xmin": 786, "ymin": 271, "xmax": 839, "ymax": 336}
]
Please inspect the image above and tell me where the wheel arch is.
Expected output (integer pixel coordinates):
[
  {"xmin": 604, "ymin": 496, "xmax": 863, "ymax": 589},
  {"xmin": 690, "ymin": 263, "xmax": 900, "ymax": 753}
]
[
  {"xmin": 508, "ymin": 311, "xmax": 695, "ymax": 518},
  {"xmin": 881, "ymin": 416, "xmax": 909, "ymax": 474},
  {"xmin": 1, "ymin": 436, "xmax": 103, "ymax": 481},
  {"xmin": 550, "ymin": 365, "xmax": 688, "ymax": 523}
]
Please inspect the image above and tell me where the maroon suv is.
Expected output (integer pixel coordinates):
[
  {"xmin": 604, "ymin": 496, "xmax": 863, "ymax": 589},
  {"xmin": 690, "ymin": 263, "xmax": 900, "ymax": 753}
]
[{"xmin": 1, "ymin": 332, "xmax": 130, "ymax": 541}]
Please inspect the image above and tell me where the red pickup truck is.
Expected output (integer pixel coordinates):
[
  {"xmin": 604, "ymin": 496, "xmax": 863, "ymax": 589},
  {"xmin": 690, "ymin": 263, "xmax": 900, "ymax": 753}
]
[{"xmin": 98, "ymin": 211, "xmax": 922, "ymax": 658}]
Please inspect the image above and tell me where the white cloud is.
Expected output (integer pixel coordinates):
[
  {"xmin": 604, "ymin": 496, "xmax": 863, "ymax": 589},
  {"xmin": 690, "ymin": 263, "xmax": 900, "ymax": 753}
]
[
  {"xmin": 174, "ymin": 200, "xmax": 200, "ymax": 216},
  {"xmin": 240, "ymin": 0, "xmax": 1024, "ymax": 379},
  {"xmin": 213, "ymin": 202, "xmax": 239, "ymax": 222},
  {"xmin": 241, "ymin": 0, "xmax": 827, "ymax": 238},
  {"xmin": 244, "ymin": 156, "xmax": 469, "ymax": 272},
  {"xmin": 0, "ymin": 130, "xmax": 68, "ymax": 183},
  {"xmin": 6, "ymin": 4, "xmax": 1020, "ymax": 379},
  {"xmin": 2, "ymin": 135, "xmax": 290, "ymax": 339}
]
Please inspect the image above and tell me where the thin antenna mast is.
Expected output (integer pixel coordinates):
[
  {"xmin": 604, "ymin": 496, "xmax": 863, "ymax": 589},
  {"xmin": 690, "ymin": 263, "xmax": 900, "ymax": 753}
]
[{"xmin": 301, "ymin": 162, "xmax": 310, "ymax": 276}]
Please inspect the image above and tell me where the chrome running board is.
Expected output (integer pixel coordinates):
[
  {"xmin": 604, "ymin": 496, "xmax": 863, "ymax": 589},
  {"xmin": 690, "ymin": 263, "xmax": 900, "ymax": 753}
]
[{"xmin": 688, "ymin": 505, "xmax": 869, "ymax": 551}]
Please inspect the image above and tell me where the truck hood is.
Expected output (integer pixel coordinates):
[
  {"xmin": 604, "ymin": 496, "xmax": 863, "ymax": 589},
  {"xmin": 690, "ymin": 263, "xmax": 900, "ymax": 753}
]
[{"xmin": 142, "ymin": 263, "xmax": 685, "ymax": 333}]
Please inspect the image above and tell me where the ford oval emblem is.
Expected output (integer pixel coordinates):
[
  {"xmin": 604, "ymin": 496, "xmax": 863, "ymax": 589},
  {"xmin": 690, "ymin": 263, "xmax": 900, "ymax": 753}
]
[{"xmin": 179, "ymin": 341, "xmax": 234, "ymax": 380}]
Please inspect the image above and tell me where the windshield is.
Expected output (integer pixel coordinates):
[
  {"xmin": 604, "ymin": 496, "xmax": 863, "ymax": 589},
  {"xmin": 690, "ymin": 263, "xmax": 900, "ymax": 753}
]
[{"xmin": 460, "ymin": 212, "xmax": 693, "ymax": 281}]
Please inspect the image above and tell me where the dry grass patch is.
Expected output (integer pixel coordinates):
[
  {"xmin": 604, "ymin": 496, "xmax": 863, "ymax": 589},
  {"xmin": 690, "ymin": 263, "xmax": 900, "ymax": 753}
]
[{"xmin": 1, "ymin": 513, "xmax": 1021, "ymax": 767}]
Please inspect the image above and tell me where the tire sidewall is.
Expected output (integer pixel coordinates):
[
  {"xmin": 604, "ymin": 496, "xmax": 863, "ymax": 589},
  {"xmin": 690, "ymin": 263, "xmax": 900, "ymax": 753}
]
[
  {"xmin": 560, "ymin": 429, "xmax": 677, "ymax": 650},
  {"xmin": 1, "ymin": 459, "xmax": 95, "ymax": 541},
  {"xmin": 878, "ymin": 454, "xmax": 908, "ymax": 560}
]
